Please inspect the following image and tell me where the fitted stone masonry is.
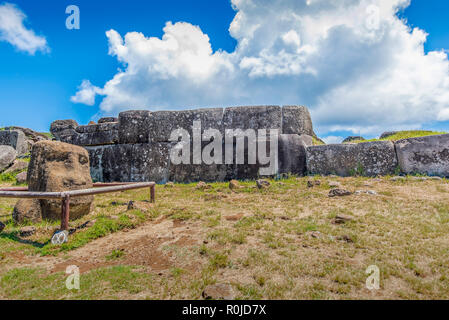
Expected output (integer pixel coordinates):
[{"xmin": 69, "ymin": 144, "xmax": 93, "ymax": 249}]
[{"xmin": 51, "ymin": 106, "xmax": 449, "ymax": 182}]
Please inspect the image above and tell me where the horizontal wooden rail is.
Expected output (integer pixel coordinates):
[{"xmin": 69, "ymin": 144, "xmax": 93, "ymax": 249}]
[{"xmin": 0, "ymin": 182, "xmax": 156, "ymax": 232}]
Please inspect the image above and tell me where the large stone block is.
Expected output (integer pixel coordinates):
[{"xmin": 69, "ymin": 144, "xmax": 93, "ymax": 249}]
[
  {"xmin": 395, "ymin": 134, "xmax": 449, "ymax": 177},
  {"xmin": 118, "ymin": 110, "xmax": 151, "ymax": 144},
  {"xmin": 0, "ymin": 145, "xmax": 17, "ymax": 172},
  {"xmin": 64, "ymin": 122, "xmax": 119, "ymax": 146},
  {"xmin": 130, "ymin": 143, "xmax": 171, "ymax": 183},
  {"xmin": 223, "ymin": 106, "xmax": 281, "ymax": 131},
  {"xmin": 282, "ymin": 106, "xmax": 314, "ymax": 136},
  {"xmin": 306, "ymin": 141, "xmax": 398, "ymax": 177},
  {"xmin": 0, "ymin": 130, "xmax": 28, "ymax": 156},
  {"xmin": 50, "ymin": 120, "xmax": 78, "ymax": 140},
  {"xmin": 278, "ymin": 134, "xmax": 308, "ymax": 176},
  {"xmin": 148, "ymin": 108, "xmax": 224, "ymax": 143},
  {"xmin": 27, "ymin": 141, "xmax": 93, "ymax": 221}
]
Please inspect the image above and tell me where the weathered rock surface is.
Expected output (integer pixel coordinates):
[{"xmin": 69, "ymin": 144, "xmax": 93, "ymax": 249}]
[
  {"xmin": 15, "ymin": 171, "xmax": 27, "ymax": 184},
  {"xmin": 59, "ymin": 122, "xmax": 119, "ymax": 146},
  {"xmin": 98, "ymin": 117, "xmax": 118, "ymax": 124},
  {"xmin": 306, "ymin": 141, "xmax": 398, "ymax": 177},
  {"xmin": 27, "ymin": 141, "xmax": 94, "ymax": 221},
  {"xmin": 4, "ymin": 159, "xmax": 28, "ymax": 173},
  {"xmin": 0, "ymin": 130, "xmax": 28, "ymax": 156},
  {"xmin": 19, "ymin": 226, "xmax": 36, "ymax": 237},
  {"xmin": 0, "ymin": 221, "xmax": 4, "ymax": 232},
  {"xmin": 149, "ymin": 108, "xmax": 224, "ymax": 142},
  {"xmin": 118, "ymin": 110, "xmax": 151, "ymax": 144},
  {"xmin": 329, "ymin": 189, "xmax": 352, "ymax": 197},
  {"xmin": 0, "ymin": 145, "xmax": 17, "ymax": 172},
  {"xmin": 282, "ymin": 105, "xmax": 314, "ymax": 136},
  {"xmin": 4, "ymin": 126, "xmax": 50, "ymax": 143},
  {"xmin": 223, "ymin": 106, "xmax": 281, "ymax": 131},
  {"xmin": 395, "ymin": 134, "xmax": 449, "ymax": 177},
  {"xmin": 50, "ymin": 120, "xmax": 78, "ymax": 140},
  {"xmin": 278, "ymin": 134, "xmax": 309, "ymax": 175},
  {"xmin": 13, "ymin": 199, "xmax": 42, "ymax": 224}
]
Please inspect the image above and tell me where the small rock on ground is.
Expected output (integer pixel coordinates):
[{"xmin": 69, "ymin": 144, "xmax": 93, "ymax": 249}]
[
  {"xmin": 307, "ymin": 180, "xmax": 321, "ymax": 188},
  {"xmin": 0, "ymin": 221, "xmax": 5, "ymax": 232},
  {"xmin": 256, "ymin": 179, "xmax": 271, "ymax": 189},
  {"xmin": 195, "ymin": 181, "xmax": 211, "ymax": 190},
  {"xmin": 19, "ymin": 226, "xmax": 36, "ymax": 237},
  {"xmin": 202, "ymin": 284, "xmax": 235, "ymax": 300},
  {"xmin": 329, "ymin": 189, "xmax": 352, "ymax": 197},
  {"xmin": 165, "ymin": 182, "xmax": 175, "ymax": 188},
  {"xmin": 332, "ymin": 215, "xmax": 353, "ymax": 225},
  {"xmin": 337, "ymin": 235, "xmax": 354, "ymax": 243}
]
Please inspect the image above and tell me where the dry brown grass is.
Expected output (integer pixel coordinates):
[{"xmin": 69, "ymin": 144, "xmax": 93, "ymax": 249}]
[{"xmin": 0, "ymin": 176, "xmax": 448, "ymax": 300}]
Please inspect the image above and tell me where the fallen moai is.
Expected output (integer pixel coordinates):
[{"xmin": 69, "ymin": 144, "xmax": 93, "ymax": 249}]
[{"xmin": 13, "ymin": 141, "xmax": 94, "ymax": 223}]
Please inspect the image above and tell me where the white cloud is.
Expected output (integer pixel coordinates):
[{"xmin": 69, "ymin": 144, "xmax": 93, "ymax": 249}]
[
  {"xmin": 74, "ymin": 0, "xmax": 449, "ymax": 136},
  {"xmin": 71, "ymin": 80, "xmax": 103, "ymax": 106},
  {"xmin": 0, "ymin": 3, "xmax": 48, "ymax": 54},
  {"xmin": 322, "ymin": 136, "xmax": 344, "ymax": 144}
]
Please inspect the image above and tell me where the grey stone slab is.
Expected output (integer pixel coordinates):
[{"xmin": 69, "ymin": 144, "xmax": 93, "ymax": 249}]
[
  {"xmin": 395, "ymin": 134, "xmax": 449, "ymax": 177},
  {"xmin": 306, "ymin": 141, "xmax": 398, "ymax": 177}
]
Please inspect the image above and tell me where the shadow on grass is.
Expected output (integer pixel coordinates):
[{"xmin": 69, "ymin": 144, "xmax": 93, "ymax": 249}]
[{"xmin": 0, "ymin": 231, "xmax": 49, "ymax": 248}]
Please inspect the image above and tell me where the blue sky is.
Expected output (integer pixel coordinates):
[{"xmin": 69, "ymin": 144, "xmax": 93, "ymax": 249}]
[{"xmin": 0, "ymin": 0, "xmax": 448, "ymax": 141}]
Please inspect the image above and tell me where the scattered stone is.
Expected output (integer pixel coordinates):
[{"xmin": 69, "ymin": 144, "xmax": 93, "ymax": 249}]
[
  {"xmin": 202, "ymin": 284, "xmax": 235, "ymax": 300},
  {"xmin": 429, "ymin": 176, "xmax": 443, "ymax": 181},
  {"xmin": 310, "ymin": 231, "xmax": 322, "ymax": 238},
  {"xmin": 332, "ymin": 215, "xmax": 353, "ymax": 225},
  {"xmin": 98, "ymin": 117, "xmax": 118, "ymax": 124},
  {"xmin": 15, "ymin": 171, "xmax": 27, "ymax": 184},
  {"xmin": 19, "ymin": 226, "xmax": 36, "ymax": 237},
  {"xmin": 12, "ymin": 199, "xmax": 42, "ymax": 224},
  {"xmin": 390, "ymin": 176, "xmax": 406, "ymax": 182},
  {"xmin": 337, "ymin": 235, "xmax": 354, "ymax": 243},
  {"xmin": 329, "ymin": 189, "xmax": 352, "ymax": 197},
  {"xmin": 4, "ymin": 160, "xmax": 28, "ymax": 174},
  {"xmin": 165, "ymin": 182, "xmax": 175, "ymax": 188},
  {"xmin": 0, "ymin": 145, "xmax": 17, "ymax": 172},
  {"xmin": 229, "ymin": 180, "xmax": 241, "ymax": 190},
  {"xmin": 256, "ymin": 179, "xmax": 271, "ymax": 189},
  {"xmin": 307, "ymin": 180, "xmax": 321, "ymax": 188},
  {"xmin": 195, "ymin": 181, "xmax": 211, "ymax": 190},
  {"xmin": 328, "ymin": 181, "xmax": 341, "ymax": 188},
  {"xmin": 279, "ymin": 216, "xmax": 291, "ymax": 221},
  {"xmin": 0, "ymin": 221, "xmax": 5, "ymax": 232}
]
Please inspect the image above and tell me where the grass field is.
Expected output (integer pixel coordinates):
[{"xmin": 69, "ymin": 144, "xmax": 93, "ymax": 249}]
[
  {"xmin": 1, "ymin": 176, "xmax": 449, "ymax": 300},
  {"xmin": 344, "ymin": 130, "xmax": 447, "ymax": 144}
]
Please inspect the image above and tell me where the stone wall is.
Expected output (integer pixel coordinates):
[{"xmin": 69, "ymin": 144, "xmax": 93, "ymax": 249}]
[
  {"xmin": 51, "ymin": 106, "xmax": 449, "ymax": 182},
  {"xmin": 52, "ymin": 105, "xmax": 314, "ymax": 183}
]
